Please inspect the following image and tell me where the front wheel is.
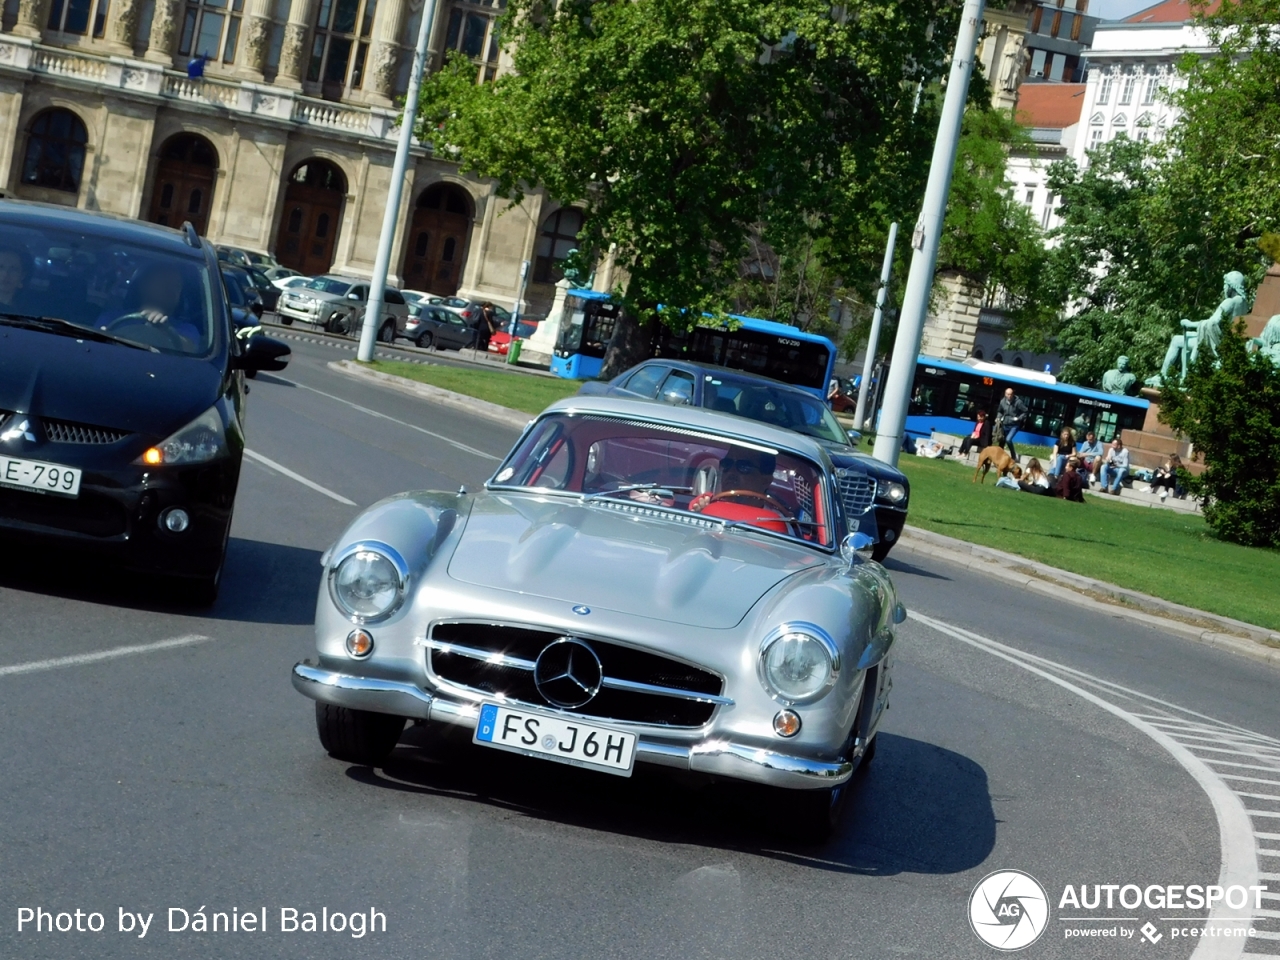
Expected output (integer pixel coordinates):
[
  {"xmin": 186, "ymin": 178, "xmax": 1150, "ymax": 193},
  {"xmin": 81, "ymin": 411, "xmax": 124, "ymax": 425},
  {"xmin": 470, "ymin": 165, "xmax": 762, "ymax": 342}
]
[
  {"xmin": 871, "ymin": 541, "xmax": 893, "ymax": 563},
  {"xmin": 378, "ymin": 321, "xmax": 396, "ymax": 344},
  {"xmin": 279, "ymin": 316, "xmax": 293, "ymax": 326},
  {"xmin": 778, "ymin": 782, "xmax": 850, "ymax": 843},
  {"xmin": 415, "ymin": 331, "xmax": 434, "ymax": 349},
  {"xmin": 315, "ymin": 703, "xmax": 405, "ymax": 765}
]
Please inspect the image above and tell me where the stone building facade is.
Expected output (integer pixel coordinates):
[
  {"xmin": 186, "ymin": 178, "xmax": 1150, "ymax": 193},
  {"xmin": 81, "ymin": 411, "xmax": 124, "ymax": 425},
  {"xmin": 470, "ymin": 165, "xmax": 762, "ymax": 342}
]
[{"xmin": 0, "ymin": 0, "xmax": 576, "ymax": 315}]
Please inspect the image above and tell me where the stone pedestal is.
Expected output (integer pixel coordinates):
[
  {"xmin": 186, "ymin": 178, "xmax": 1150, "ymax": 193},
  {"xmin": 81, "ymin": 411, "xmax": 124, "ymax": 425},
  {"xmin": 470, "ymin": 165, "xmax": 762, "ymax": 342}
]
[
  {"xmin": 1121, "ymin": 399, "xmax": 1203, "ymax": 476},
  {"xmin": 1242, "ymin": 261, "xmax": 1280, "ymax": 339},
  {"xmin": 521, "ymin": 277, "xmax": 571, "ymax": 368},
  {"xmin": 919, "ymin": 271, "xmax": 983, "ymax": 360}
]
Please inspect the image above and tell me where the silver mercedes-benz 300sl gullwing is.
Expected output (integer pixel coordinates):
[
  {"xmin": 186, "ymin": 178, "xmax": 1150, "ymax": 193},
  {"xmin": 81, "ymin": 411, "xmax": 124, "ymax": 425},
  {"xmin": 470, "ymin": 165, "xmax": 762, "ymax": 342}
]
[{"xmin": 292, "ymin": 396, "xmax": 905, "ymax": 837}]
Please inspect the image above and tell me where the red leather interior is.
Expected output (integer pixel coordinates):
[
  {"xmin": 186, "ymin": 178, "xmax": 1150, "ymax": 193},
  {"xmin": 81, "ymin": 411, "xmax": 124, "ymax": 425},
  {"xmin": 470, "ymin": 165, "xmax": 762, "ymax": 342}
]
[{"xmin": 698, "ymin": 500, "xmax": 789, "ymax": 533}]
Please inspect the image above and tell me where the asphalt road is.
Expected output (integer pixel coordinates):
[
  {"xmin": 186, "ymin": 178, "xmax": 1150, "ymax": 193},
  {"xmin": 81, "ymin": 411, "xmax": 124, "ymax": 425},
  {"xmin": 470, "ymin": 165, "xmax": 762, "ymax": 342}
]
[{"xmin": 2, "ymin": 336, "xmax": 1278, "ymax": 960}]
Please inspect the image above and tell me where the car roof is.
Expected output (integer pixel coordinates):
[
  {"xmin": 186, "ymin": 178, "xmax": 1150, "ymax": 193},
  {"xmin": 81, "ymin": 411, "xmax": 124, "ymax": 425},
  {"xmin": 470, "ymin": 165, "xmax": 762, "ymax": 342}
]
[
  {"xmin": 0, "ymin": 199, "xmax": 206, "ymax": 258},
  {"xmin": 628, "ymin": 359, "xmax": 822, "ymax": 399},
  {"xmin": 539, "ymin": 395, "xmax": 832, "ymax": 465}
]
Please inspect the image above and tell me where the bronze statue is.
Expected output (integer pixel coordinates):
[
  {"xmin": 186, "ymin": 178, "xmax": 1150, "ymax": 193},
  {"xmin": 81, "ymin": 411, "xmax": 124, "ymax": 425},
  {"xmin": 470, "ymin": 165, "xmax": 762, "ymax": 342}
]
[
  {"xmin": 1100, "ymin": 355, "xmax": 1137, "ymax": 395},
  {"xmin": 1250, "ymin": 315, "xmax": 1280, "ymax": 366},
  {"xmin": 1146, "ymin": 271, "xmax": 1249, "ymax": 388}
]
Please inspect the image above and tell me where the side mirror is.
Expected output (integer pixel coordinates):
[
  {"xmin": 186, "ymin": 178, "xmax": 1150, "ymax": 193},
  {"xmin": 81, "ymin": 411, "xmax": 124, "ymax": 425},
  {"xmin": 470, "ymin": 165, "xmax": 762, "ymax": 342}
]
[
  {"xmin": 840, "ymin": 531, "xmax": 875, "ymax": 565},
  {"xmin": 347, "ymin": 292, "xmax": 362, "ymax": 301},
  {"xmin": 234, "ymin": 334, "xmax": 291, "ymax": 373},
  {"xmin": 846, "ymin": 428, "xmax": 862, "ymax": 444},
  {"xmin": 250, "ymin": 301, "xmax": 264, "ymax": 319}
]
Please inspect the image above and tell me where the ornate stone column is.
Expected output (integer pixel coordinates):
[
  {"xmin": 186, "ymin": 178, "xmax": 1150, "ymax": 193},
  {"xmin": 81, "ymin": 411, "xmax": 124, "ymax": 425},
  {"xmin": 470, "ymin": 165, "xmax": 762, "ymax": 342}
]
[
  {"xmin": 104, "ymin": 0, "xmax": 144, "ymax": 53},
  {"xmin": 144, "ymin": 0, "xmax": 181, "ymax": 64},
  {"xmin": 12, "ymin": 0, "xmax": 51, "ymax": 39},
  {"xmin": 236, "ymin": 0, "xmax": 275, "ymax": 79},
  {"xmin": 365, "ymin": 0, "xmax": 407, "ymax": 102},
  {"xmin": 275, "ymin": 0, "xmax": 315, "ymax": 89}
]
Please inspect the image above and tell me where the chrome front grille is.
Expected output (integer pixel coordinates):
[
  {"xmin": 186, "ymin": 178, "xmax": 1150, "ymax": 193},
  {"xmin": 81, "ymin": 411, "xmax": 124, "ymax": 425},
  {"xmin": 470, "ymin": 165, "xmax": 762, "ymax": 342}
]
[
  {"xmin": 837, "ymin": 472, "xmax": 876, "ymax": 516},
  {"xmin": 424, "ymin": 622, "xmax": 729, "ymax": 728},
  {"xmin": 42, "ymin": 418, "xmax": 131, "ymax": 445}
]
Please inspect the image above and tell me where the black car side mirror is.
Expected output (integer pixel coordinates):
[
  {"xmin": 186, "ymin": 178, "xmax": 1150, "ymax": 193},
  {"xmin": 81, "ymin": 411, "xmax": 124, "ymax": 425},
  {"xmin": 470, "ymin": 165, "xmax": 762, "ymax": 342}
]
[
  {"xmin": 235, "ymin": 335, "xmax": 291, "ymax": 373},
  {"xmin": 250, "ymin": 301, "xmax": 264, "ymax": 319}
]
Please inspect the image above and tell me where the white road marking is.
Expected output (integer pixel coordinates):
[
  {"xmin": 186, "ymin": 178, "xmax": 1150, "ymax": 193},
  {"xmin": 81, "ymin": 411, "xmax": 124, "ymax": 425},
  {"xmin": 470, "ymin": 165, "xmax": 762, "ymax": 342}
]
[
  {"xmin": 0, "ymin": 634, "xmax": 212, "ymax": 677},
  {"xmin": 280, "ymin": 377, "xmax": 503, "ymax": 462},
  {"xmin": 910, "ymin": 610, "xmax": 1262, "ymax": 960},
  {"xmin": 243, "ymin": 448, "xmax": 357, "ymax": 505}
]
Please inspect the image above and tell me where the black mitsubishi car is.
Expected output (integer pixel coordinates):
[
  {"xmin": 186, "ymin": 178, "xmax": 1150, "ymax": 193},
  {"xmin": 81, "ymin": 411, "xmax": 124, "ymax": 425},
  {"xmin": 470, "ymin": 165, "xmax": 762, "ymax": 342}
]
[{"xmin": 0, "ymin": 202, "xmax": 290, "ymax": 603}]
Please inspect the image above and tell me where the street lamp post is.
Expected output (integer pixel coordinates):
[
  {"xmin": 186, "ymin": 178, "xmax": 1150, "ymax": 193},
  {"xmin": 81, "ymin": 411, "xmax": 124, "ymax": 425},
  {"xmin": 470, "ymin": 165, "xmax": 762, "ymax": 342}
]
[
  {"xmin": 853, "ymin": 221, "xmax": 898, "ymax": 433},
  {"xmin": 357, "ymin": 0, "xmax": 441, "ymax": 363},
  {"xmin": 871, "ymin": 0, "xmax": 986, "ymax": 467}
]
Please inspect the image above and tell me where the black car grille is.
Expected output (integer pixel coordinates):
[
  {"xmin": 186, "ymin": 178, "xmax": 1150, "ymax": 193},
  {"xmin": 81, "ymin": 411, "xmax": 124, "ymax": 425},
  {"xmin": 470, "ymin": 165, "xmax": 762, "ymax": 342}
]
[
  {"xmin": 0, "ymin": 487, "xmax": 127, "ymax": 537},
  {"xmin": 42, "ymin": 418, "xmax": 131, "ymax": 445},
  {"xmin": 837, "ymin": 472, "xmax": 876, "ymax": 516},
  {"xmin": 428, "ymin": 622, "xmax": 724, "ymax": 728}
]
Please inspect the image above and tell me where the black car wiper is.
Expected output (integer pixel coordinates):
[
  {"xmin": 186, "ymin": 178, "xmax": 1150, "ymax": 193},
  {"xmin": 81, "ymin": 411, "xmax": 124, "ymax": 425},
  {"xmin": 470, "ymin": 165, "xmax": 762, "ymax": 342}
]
[{"xmin": 0, "ymin": 313, "xmax": 158, "ymax": 352}]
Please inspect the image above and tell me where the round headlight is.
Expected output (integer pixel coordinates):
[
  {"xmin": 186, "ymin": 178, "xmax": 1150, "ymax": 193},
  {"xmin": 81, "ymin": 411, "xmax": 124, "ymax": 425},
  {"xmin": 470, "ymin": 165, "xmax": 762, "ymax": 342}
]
[
  {"xmin": 328, "ymin": 542, "xmax": 407, "ymax": 624},
  {"xmin": 883, "ymin": 482, "xmax": 907, "ymax": 503},
  {"xmin": 758, "ymin": 624, "xmax": 838, "ymax": 704}
]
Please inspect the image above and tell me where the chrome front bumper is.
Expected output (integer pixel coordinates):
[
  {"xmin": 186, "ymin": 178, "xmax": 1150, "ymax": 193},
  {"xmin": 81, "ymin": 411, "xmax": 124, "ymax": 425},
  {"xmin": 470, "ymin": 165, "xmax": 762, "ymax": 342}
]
[{"xmin": 292, "ymin": 661, "xmax": 852, "ymax": 790}]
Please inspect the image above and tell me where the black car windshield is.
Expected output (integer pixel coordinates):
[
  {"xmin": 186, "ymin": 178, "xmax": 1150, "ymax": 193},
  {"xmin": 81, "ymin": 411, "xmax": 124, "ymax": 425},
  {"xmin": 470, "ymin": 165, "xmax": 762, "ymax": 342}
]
[
  {"xmin": 305, "ymin": 277, "xmax": 353, "ymax": 295},
  {"xmin": 705, "ymin": 379, "xmax": 849, "ymax": 445},
  {"xmin": 490, "ymin": 413, "xmax": 833, "ymax": 547},
  {"xmin": 0, "ymin": 222, "xmax": 217, "ymax": 357}
]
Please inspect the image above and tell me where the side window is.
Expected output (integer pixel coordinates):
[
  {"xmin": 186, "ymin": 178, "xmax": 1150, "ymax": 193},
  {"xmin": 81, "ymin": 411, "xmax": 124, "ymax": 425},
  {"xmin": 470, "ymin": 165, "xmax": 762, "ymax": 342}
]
[
  {"xmin": 660, "ymin": 370, "xmax": 696, "ymax": 405},
  {"xmin": 222, "ymin": 274, "xmax": 245, "ymax": 307},
  {"xmin": 622, "ymin": 365, "xmax": 669, "ymax": 399},
  {"xmin": 385, "ymin": 289, "xmax": 405, "ymax": 306},
  {"xmin": 351, "ymin": 285, "xmax": 368, "ymax": 301}
]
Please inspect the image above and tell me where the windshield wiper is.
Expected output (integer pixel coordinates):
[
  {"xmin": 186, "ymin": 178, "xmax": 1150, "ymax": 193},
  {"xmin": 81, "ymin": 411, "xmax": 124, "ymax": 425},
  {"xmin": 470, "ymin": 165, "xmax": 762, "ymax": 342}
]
[
  {"xmin": 0, "ymin": 313, "xmax": 158, "ymax": 352},
  {"xmin": 584, "ymin": 483, "xmax": 694, "ymax": 501}
]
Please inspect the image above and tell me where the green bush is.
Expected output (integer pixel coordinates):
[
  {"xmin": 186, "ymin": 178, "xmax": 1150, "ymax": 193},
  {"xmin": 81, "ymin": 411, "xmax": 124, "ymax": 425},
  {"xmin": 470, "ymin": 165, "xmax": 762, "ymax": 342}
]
[{"xmin": 1159, "ymin": 322, "xmax": 1280, "ymax": 547}]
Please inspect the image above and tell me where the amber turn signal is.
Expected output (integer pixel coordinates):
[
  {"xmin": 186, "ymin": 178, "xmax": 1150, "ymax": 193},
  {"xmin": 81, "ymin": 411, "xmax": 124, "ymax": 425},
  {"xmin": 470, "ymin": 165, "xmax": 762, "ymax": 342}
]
[
  {"xmin": 772, "ymin": 710, "xmax": 802, "ymax": 738},
  {"xmin": 142, "ymin": 447, "xmax": 163, "ymax": 465},
  {"xmin": 345, "ymin": 629, "xmax": 374, "ymax": 659}
]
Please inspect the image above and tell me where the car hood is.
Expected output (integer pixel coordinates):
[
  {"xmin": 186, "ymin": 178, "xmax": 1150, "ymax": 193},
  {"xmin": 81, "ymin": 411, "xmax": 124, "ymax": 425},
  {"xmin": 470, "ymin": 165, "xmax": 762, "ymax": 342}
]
[
  {"xmin": 0, "ymin": 326, "xmax": 222, "ymax": 437},
  {"xmin": 823, "ymin": 443, "xmax": 907, "ymax": 483},
  {"xmin": 446, "ymin": 493, "xmax": 824, "ymax": 629}
]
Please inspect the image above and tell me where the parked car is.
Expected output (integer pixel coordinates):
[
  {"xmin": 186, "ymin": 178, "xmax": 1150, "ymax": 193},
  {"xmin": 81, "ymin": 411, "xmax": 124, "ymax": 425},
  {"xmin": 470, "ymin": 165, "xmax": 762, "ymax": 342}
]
[
  {"xmin": 580, "ymin": 361, "xmax": 909, "ymax": 561},
  {"xmin": 292, "ymin": 396, "xmax": 903, "ymax": 839},
  {"xmin": 272, "ymin": 274, "xmax": 310, "ymax": 292},
  {"xmin": 220, "ymin": 264, "xmax": 266, "ymax": 322},
  {"xmin": 276, "ymin": 275, "xmax": 409, "ymax": 339},
  {"xmin": 401, "ymin": 302, "xmax": 476, "ymax": 350},
  {"xmin": 263, "ymin": 266, "xmax": 301, "ymax": 284},
  {"xmin": 828, "ymin": 376, "xmax": 860, "ymax": 414},
  {"xmin": 430, "ymin": 296, "xmax": 512, "ymax": 332},
  {"xmin": 240, "ymin": 265, "xmax": 281, "ymax": 311},
  {"xmin": 215, "ymin": 245, "xmax": 278, "ymax": 270},
  {"xmin": 0, "ymin": 202, "xmax": 291, "ymax": 604},
  {"xmin": 487, "ymin": 318, "xmax": 539, "ymax": 356}
]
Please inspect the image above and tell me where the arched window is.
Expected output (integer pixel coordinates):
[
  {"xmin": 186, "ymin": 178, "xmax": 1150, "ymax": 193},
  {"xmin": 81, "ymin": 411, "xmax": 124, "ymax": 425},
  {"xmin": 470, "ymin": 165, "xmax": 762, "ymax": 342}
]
[
  {"xmin": 993, "ymin": 352, "xmax": 1004, "ymax": 364},
  {"xmin": 533, "ymin": 207, "xmax": 583, "ymax": 283},
  {"xmin": 972, "ymin": 347, "xmax": 984, "ymax": 361},
  {"xmin": 21, "ymin": 109, "xmax": 88, "ymax": 194},
  {"xmin": 443, "ymin": 2, "xmax": 501, "ymax": 82},
  {"xmin": 1012, "ymin": 356, "xmax": 1024, "ymax": 367}
]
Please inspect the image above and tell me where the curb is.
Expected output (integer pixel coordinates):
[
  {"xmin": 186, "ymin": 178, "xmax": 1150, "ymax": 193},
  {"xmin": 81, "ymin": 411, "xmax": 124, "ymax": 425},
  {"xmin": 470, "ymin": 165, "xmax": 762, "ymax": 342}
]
[
  {"xmin": 896, "ymin": 525, "xmax": 1280, "ymax": 667},
  {"xmin": 328, "ymin": 359, "xmax": 532, "ymax": 430}
]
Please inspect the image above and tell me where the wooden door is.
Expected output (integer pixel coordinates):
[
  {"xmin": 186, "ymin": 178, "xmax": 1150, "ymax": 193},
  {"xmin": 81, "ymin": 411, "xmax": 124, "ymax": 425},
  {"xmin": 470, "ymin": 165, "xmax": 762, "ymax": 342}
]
[
  {"xmin": 401, "ymin": 184, "xmax": 470, "ymax": 295},
  {"xmin": 147, "ymin": 135, "xmax": 218, "ymax": 236},
  {"xmin": 275, "ymin": 160, "xmax": 346, "ymax": 275}
]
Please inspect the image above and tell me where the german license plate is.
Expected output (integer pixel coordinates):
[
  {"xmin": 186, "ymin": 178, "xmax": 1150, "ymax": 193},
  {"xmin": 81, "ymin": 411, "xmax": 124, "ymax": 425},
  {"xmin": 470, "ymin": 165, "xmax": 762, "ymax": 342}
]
[
  {"xmin": 0, "ymin": 455, "xmax": 82, "ymax": 497},
  {"xmin": 474, "ymin": 703, "xmax": 636, "ymax": 776}
]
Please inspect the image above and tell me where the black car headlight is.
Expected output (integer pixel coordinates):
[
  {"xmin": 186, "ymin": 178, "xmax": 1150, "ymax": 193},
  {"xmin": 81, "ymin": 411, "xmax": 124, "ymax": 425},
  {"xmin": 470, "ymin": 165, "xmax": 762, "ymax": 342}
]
[
  {"xmin": 879, "ymin": 481, "xmax": 907, "ymax": 505},
  {"xmin": 138, "ymin": 405, "xmax": 226, "ymax": 466},
  {"xmin": 758, "ymin": 623, "xmax": 839, "ymax": 705},
  {"xmin": 328, "ymin": 541, "xmax": 408, "ymax": 624}
]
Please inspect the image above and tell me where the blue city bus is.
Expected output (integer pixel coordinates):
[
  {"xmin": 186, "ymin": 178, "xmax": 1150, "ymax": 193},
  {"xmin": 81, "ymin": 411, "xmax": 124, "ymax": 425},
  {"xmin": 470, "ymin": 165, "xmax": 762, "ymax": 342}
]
[
  {"xmin": 552, "ymin": 293, "xmax": 839, "ymax": 397},
  {"xmin": 894, "ymin": 356, "xmax": 1148, "ymax": 447}
]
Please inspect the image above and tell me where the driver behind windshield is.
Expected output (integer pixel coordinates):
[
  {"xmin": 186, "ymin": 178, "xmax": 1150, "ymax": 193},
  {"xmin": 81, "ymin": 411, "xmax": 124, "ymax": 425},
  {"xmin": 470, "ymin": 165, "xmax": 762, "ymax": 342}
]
[
  {"xmin": 98, "ymin": 263, "xmax": 202, "ymax": 347},
  {"xmin": 0, "ymin": 244, "xmax": 29, "ymax": 311}
]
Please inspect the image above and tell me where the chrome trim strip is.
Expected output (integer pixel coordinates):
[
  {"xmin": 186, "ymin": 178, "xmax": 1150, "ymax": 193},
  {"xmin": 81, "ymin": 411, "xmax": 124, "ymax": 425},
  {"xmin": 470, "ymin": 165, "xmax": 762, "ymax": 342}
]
[
  {"xmin": 689, "ymin": 740, "xmax": 853, "ymax": 788},
  {"xmin": 600, "ymin": 675, "xmax": 734, "ymax": 706},
  {"xmin": 291, "ymin": 662, "xmax": 433, "ymax": 719},
  {"xmin": 417, "ymin": 637, "xmax": 536, "ymax": 670}
]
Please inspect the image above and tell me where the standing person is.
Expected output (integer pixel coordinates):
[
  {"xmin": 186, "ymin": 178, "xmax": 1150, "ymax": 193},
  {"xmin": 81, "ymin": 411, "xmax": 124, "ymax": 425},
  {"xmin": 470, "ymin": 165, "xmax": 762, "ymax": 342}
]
[
  {"xmin": 475, "ymin": 302, "xmax": 498, "ymax": 351},
  {"xmin": 996, "ymin": 387, "xmax": 1028, "ymax": 461},
  {"xmin": 958, "ymin": 410, "xmax": 991, "ymax": 457},
  {"xmin": 1098, "ymin": 438, "xmax": 1130, "ymax": 495}
]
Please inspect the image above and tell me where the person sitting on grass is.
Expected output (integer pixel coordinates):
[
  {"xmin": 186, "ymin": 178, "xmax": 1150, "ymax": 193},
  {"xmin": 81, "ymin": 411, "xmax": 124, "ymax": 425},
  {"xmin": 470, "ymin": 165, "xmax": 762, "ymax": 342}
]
[
  {"xmin": 1018, "ymin": 458, "xmax": 1052, "ymax": 495},
  {"xmin": 1098, "ymin": 438, "xmax": 1130, "ymax": 495},
  {"xmin": 1149, "ymin": 454, "xmax": 1185, "ymax": 502},
  {"xmin": 958, "ymin": 411, "xmax": 991, "ymax": 458},
  {"xmin": 1052, "ymin": 456, "xmax": 1086, "ymax": 502},
  {"xmin": 1050, "ymin": 426, "xmax": 1076, "ymax": 477}
]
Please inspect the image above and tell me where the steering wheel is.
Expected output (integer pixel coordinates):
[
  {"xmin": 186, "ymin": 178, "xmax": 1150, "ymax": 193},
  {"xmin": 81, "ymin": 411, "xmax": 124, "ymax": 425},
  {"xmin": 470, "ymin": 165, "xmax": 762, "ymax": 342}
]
[
  {"xmin": 689, "ymin": 489, "xmax": 795, "ymax": 521},
  {"xmin": 106, "ymin": 312, "xmax": 188, "ymax": 350}
]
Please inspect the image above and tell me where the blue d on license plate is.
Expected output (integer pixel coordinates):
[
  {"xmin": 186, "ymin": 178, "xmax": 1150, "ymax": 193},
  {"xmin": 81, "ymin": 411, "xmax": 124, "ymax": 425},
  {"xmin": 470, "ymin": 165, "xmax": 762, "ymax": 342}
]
[{"xmin": 474, "ymin": 703, "xmax": 636, "ymax": 776}]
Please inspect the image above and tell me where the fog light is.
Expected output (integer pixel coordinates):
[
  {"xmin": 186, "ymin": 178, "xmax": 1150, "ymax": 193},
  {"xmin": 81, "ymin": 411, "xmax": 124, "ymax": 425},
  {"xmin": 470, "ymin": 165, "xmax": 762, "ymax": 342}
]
[
  {"xmin": 884, "ymin": 528, "xmax": 896, "ymax": 542},
  {"xmin": 773, "ymin": 709, "xmax": 802, "ymax": 738},
  {"xmin": 160, "ymin": 507, "xmax": 190, "ymax": 533},
  {"xmin": 345, "ymin": 629, "xmax": 374, "ymax": 659}
]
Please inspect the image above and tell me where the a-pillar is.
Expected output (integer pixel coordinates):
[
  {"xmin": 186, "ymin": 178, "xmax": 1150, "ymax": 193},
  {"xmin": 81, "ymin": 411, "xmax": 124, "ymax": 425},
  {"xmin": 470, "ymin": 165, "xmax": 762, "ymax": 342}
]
[{"xmin": 275, "ymin": 0, "xmax": 315, "ymax": 89}]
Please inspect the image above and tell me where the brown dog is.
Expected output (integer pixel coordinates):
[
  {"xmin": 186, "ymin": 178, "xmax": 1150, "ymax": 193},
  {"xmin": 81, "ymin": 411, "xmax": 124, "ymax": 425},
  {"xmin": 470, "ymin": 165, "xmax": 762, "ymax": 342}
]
[{"xmin": 973, "ymin": 446, "xmax": 1023, "ymax": 484}]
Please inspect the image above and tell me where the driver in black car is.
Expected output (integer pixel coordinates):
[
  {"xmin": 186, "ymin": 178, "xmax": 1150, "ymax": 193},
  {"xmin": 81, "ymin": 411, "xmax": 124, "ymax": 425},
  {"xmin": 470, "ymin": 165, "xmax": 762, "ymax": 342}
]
[
  {"xmin": 99, "ymin": 263, "xmax": 202, "ymax": 348},
  {"xmin": 0, "ymin": 243, "xmax": 29, "ymax": 311}
]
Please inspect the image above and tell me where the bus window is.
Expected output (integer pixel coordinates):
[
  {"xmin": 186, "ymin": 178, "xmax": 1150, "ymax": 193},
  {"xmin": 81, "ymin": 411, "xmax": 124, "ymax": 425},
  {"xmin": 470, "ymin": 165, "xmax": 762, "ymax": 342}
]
[
  {"xmin": 1095, "ymin": 411, "xmax": 1119, "ymax": 442},
  {"xmin": 682, "ymin": 327, "xmax": 831, "ymax": 390},
  {"xmin": 953, "ymin": 380, "xmax": 994, "ymax": 419},
  {"xmin": 1026, "ymin": 395, "xmax": 1068, "ymax": 436},
  {"xmin": 909, "ymin": 385, "xmax": 938, "ymax": 416}
]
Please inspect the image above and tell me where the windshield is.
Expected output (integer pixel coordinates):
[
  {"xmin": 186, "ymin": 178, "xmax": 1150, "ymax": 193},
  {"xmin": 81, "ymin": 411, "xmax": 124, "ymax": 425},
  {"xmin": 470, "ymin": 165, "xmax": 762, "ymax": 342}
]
[
  {"xmin": 705, "ymin": 379, "xmax": 849, "ymax": 445},
  {"xmin": 491, "ymin": 414, "xmax": 833, "ymax": 547},
  {"xmin": 0, "ymin": 221, "xmax": 217, "ymax": 357},
  {"xmin": 305, "ymin": 277, "xmax": 352, "ymax": 295}
]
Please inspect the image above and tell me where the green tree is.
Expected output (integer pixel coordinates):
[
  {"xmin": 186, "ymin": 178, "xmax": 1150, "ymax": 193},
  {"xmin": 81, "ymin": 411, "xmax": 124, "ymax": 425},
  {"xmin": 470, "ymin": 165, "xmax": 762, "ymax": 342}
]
[
  {"xmin": 417, "ymin": 0, "xmax": 966, "ymax": 376},
  {"xmin": 1158, "ymin": 324, "xmax": 1280, "ymax": 548}
]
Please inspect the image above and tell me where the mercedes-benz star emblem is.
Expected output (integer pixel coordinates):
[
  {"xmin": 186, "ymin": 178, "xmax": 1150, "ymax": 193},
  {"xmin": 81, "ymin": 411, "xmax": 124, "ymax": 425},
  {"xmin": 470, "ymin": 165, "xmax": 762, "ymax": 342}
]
[{"xmin": 533, "ymin": 638, "xmax": 603, "ymax": 709}]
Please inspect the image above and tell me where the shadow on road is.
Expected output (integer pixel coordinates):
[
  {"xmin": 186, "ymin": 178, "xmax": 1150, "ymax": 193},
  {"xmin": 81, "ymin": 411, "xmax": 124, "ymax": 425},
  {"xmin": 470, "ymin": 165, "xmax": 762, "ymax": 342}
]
[
  {"xmin": 0, "ymin": 536, "xmax": 320, "ymax": 625},
  {"xmin": 347, "ymin": 730, "xmax": 995, "ymax": 874},
  {"xmin": 882, "ymin": 555, "xmax": 953, "ymax": 582}
]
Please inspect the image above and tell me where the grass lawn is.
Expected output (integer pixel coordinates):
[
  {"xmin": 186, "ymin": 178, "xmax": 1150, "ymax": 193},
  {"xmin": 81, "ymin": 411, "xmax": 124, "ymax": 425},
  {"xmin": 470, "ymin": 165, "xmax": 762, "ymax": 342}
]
[
  {"xmin": 893, "ymin": 452, "xmax": 1280, "ymax": 632},
  {"xmin": 370, "ymin": 360, "xmax": 582, "ymax": 415}
]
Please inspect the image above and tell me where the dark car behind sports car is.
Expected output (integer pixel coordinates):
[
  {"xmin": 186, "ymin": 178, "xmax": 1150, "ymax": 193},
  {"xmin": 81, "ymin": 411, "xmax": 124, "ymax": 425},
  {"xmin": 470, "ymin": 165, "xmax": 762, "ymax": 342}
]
[
  {"xmin": 580, "ymin": 360, "xmax": 908, "ymax": 560},
  {"xmin": 0, "ymin": 201, "xmax": 291, "ymax": 603}
]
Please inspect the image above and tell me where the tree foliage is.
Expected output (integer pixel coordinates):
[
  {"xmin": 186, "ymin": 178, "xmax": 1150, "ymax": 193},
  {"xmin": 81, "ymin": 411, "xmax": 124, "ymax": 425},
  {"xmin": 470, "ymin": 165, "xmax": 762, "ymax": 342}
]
[{"xmin": 1158, "ymin": 325, "xmax": 1280, "ymax": 548}]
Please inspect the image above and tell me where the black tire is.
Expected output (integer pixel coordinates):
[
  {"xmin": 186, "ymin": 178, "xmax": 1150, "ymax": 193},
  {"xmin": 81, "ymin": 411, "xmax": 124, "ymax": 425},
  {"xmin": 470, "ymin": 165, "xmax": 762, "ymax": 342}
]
[
  {"xmin": 871, "ymin": 540, "xmax": 893, "ymax": 563},
  {"xmin": 415, "ymin": 331, "xmax": 433, "ymax": 349},
  {"xmin": 280, "ymin": 316, "xmax": 293, "ymax": 326},
  {"xmin": 378, "ymin": 321, "xmax": 396, "ymax": 344},
  {"xmin": 324, "ymin": 312, "xmax": 346, "ymax": 335},
  {"xmin": 245, "ymin": 369, "xmax": 258, "ymax": 379},
  {"xmin": 779, "ymin": 781, "xmax": 850, "ymax": 843},
  {"xmin": 860, "ymin": 733, "xmax": 877, "ymax": 767},
  {"xmin": 315, "ymin": 703, "xmax": 405, "ymax": 765}
]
